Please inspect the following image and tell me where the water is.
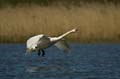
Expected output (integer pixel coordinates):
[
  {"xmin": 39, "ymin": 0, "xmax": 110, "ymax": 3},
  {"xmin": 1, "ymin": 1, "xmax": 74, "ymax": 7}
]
[{"xmin": 0, "ymin": 44, "xmax": 120, "ymax": 79}]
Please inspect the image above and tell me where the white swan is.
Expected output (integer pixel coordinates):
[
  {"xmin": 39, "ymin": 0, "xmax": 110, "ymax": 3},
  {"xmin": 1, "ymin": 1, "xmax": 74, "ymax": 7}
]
[{"xmin": 26, "ymin": 28, "xmax": 77, "ymax": 56}]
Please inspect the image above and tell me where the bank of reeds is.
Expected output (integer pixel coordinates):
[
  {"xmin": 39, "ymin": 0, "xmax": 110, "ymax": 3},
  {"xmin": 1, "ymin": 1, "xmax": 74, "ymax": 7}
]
[
  {"xmin": 0, "ymin": 4, "xmax": 120, "ymax": 43},
  {"xmin": 0, "ymin": 0, "xmax": 119, "ymax": 7}
]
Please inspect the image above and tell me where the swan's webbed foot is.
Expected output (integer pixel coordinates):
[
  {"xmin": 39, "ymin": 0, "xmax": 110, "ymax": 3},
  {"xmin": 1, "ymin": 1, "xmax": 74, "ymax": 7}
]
[
  {"xmin": 37, "ymin": 50, "xmax": 41, "ymax": 56},
  {"xmin": 41, "ymin": 50, "xmax": 45, "ymax": 57},
  {"xmin": 37, "ymin": 49, "xmax": 45, "ymax": 57}
]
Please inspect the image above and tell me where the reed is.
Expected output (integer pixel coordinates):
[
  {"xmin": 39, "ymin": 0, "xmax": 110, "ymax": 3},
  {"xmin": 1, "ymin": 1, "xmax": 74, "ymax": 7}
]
[{"xmin": 0, "ymin": 3, "xmax": 120, "ymax": 43}]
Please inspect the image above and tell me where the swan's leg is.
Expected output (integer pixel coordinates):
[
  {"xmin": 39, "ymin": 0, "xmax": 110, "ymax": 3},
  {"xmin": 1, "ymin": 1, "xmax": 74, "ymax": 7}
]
[
  {"xmin": 41, "ymin": 50, "xmax": 45, "ymax": 57},
  {"xmin": 37, "ymin": 50, "xmax": 41, "ymax": 56}
]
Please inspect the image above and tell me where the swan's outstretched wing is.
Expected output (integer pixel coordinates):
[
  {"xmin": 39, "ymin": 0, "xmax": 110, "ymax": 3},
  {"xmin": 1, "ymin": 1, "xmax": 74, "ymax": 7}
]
[{"xmin": 54, "ymin": 39, "xmax": 70, "ymax": 52}]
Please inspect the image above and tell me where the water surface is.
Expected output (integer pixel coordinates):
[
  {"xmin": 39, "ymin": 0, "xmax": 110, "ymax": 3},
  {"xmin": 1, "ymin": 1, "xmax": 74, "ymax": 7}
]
[{"xmin": 0, "ymin": 44, "xmax": 120, "ymax": 79}]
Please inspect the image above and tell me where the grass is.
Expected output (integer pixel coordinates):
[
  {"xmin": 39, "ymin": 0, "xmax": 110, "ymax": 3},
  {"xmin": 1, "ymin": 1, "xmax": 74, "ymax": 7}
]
[
  {"xmin": 0, "ymin": 0, "xmax": 119, "ymax": 7},
  {"xmin": 0, "ymin": 3, "xmax": 120, "ymax": 43}
]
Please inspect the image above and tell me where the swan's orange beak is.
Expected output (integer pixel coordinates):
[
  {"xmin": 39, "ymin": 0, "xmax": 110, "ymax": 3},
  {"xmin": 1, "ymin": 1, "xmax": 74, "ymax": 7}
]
[{"xmin": 74, "ymin": 28, "xmax": 78, "ymax": 32}]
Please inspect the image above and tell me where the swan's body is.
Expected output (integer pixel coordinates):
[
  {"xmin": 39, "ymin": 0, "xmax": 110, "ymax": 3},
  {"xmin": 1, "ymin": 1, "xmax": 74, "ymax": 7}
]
[{"xmin": 26, "ymin": 28, "xmax": 77, "ymax": 56}]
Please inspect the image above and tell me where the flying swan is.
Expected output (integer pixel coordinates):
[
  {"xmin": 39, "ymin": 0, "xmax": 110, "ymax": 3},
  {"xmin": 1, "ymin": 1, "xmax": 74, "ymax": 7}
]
[{"xmin": 26, "ymin": 28, "xmax": 78, "ymax": 57}]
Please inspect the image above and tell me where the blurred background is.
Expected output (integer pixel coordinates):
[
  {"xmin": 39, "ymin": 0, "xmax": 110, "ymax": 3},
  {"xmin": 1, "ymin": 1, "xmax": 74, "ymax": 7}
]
[{"xmin": 0, "ymin": 0, "xmax": 120, "ymax": 43}]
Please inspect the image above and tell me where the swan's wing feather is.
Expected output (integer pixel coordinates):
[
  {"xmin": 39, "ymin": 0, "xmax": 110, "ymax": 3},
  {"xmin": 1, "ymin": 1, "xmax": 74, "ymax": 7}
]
[
  {"xmin": 54, "ymin": 39, "xmax": 70, "ymax": 52},
  {"xmin": 38, "ymin": 35, "xmax": 49, "ymax": 41},
  {"xmin": 27, "ymin": 34, "xmax": 49, "ymax": 48}
]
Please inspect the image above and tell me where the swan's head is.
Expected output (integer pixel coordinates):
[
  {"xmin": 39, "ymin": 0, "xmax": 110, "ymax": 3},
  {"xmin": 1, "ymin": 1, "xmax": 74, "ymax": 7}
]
[{"xmin": 71, "ymin": 28, "xmax": 78, "ymax": 33}]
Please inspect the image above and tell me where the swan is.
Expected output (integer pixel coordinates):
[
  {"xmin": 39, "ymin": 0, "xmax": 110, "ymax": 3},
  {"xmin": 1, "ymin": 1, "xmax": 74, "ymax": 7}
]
[{"xmin": 26, "ymin": 28, "xmax": 78, "ymax": 57}]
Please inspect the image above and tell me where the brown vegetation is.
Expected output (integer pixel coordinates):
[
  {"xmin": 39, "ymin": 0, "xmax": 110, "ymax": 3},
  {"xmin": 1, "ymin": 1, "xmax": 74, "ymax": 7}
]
[{"xmin": 0, "ymin": 4, "xmax": 120, "ymax": 43}]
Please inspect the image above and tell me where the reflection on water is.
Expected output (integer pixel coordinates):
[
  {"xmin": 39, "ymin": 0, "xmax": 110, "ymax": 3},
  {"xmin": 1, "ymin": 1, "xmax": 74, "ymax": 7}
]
[
  {"xmin": 0, "ymin": 44, "xmax": 120, "ymax": 79},
  {"xmin": 26, "ymin": 65, "xmax": 65, "ymax": 73},
  {"xmin": 25, "ymin": 56, "xmax": 76, "ymax": 78}
]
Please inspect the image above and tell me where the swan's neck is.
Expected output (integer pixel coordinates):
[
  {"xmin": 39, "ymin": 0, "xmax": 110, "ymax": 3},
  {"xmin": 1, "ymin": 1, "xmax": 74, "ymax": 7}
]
[
  {"xmin": 50, "ymin": 28, "xmax": 77, "ymax": 43},
  {"xmin": 58, "ymin": 29, "xmax": 76, "ymax": 40}
]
